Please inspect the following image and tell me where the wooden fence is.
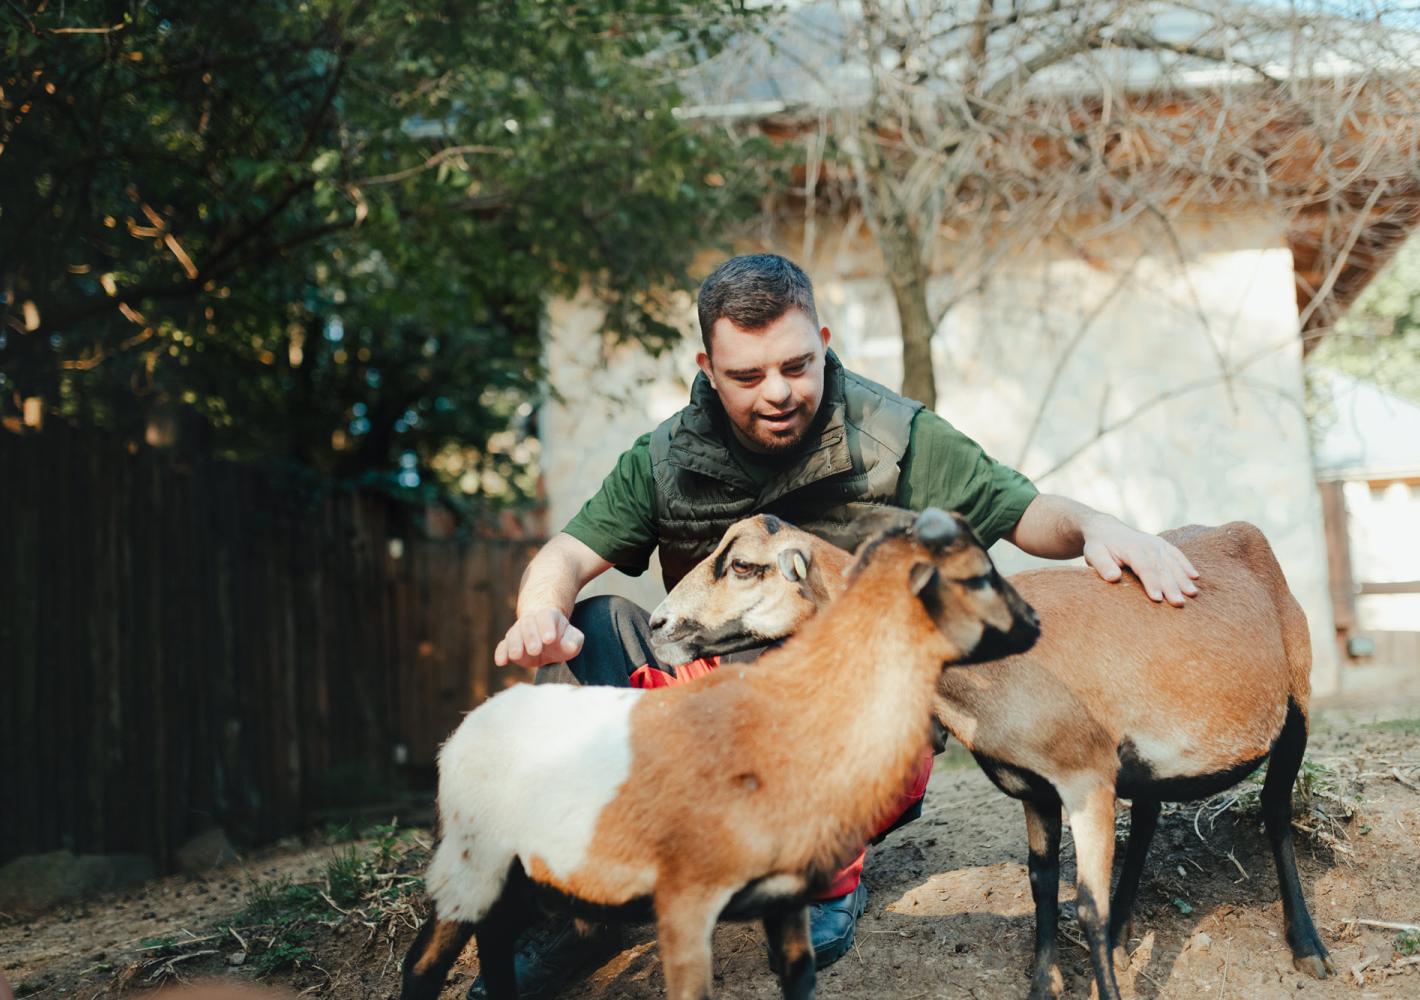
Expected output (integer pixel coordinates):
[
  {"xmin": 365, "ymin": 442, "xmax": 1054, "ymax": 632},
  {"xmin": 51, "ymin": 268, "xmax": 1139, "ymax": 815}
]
[{"xmin": 0, "ymin": 427, "xmax": 540, "ymax": 869}]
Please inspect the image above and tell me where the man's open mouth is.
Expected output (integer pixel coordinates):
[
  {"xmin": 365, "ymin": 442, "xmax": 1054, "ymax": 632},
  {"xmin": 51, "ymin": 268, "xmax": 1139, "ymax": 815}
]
[{"xmin": 759, "ymin": 408, "xmax": 799, "ymax": 426}]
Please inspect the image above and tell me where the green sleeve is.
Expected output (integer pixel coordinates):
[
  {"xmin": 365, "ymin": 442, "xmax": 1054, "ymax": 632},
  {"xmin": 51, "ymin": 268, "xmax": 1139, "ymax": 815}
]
[
  {"xmin": 896, "ymin": 410, "xmax": 1038, "ymax": 548},
  {"xmin": 560, "ymin": 432, "xmax": 659, "ymax": 576}
]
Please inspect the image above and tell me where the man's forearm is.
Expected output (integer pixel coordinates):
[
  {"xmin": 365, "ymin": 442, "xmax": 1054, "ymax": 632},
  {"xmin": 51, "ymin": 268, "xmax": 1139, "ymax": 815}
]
[
  {"xmin": 516, "ymin": 542, "xmax": 587, "ymax": 619},
  {"xmin": 513, "ymin": 532, "xmax": 613, "ymax": 619},
  {"xmin": 1006, "ymin": 493, "xmax": 1199, "ymax": 605},
  {"xmin": 1007, "ymin": 494, "xmax": 1113, "ymax": 560}
]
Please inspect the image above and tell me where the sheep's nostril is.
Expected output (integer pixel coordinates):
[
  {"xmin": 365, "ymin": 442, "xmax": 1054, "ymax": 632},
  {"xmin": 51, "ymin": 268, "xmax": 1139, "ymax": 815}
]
[{"xmin": 648, "ymin": 612, "xmax": 668, "ymax": 633}]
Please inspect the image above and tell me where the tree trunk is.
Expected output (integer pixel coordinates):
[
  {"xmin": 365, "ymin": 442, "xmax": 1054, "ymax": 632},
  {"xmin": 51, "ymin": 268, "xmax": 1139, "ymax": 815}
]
[
  {"xmin": 888, "ymin": 266, "xmax": 937, "ymax": 410},
  {"xmin": 876, "ymin": 198, "xmax": 938, "ymax": 410}
]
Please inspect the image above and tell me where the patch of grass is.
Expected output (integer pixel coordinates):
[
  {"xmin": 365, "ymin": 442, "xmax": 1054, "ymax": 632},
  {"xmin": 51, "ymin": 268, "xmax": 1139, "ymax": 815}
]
[
  {"xmin": 1362, "ymin": 717, "xmax": 1420, "ymax": 736},
  {"xmin": 368, "ymin": 820, "xmax": 405, "ymax": 870},
  {"xmin": 238, "ymin": 875, "xmax": 325, "ymax": 926},
  {"xmin": 1178, "ymin": 756, "xmax": 1360, "ymax": 853},
  {"xmin": 325, "ymin": 845, "xmax": 371, "ymax": 908},
  {"xmin": 230, "ymin": 820, "xmax": 429, "ymax": 979},
  {"xmin": 322, "ymin": 820, "xmax": 358, "ymax": 844},
  {"xmin": 1296, "ymin": 760, "xmax": 1338, "ymax": 811},
  {"xmin": 936, "ymin": 742, "xmax": 978, "ymax": 771},
  {"xmin": 1396, "ymin": 930, "xmax": 1420, "ymax": 956},
  {"xmin": 251, "ymin": 926, "xmax": 314, "ymax": 975}
]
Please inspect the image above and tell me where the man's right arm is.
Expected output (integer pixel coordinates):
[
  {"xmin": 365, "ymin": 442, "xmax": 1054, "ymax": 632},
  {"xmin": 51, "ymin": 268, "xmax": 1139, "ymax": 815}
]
[{"xmin": 494, "ymin": 532, "xmax": 614, "ymax": 670}]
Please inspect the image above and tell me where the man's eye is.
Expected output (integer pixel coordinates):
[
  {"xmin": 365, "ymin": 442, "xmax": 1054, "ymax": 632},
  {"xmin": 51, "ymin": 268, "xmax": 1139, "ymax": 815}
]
[{"xmin": 783, "ymin": 364, "xmax": 805, "ymax": 375}]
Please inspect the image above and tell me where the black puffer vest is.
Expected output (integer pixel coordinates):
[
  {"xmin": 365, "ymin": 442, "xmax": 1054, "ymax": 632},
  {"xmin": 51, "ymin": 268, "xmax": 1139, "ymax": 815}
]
[{"xmin": 649, "ymin": 351, "xmax": 922, "ymax": 589}]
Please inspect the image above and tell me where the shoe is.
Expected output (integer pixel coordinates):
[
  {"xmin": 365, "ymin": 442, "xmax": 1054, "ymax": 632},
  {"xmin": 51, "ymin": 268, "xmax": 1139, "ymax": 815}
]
[
  {"xmin": 809, "ymin": 882, "xmax": 868, "ymax": 968},
  {"xmin": 466, "ymin": 916, "xmax": 622, "ymax": 1000}
]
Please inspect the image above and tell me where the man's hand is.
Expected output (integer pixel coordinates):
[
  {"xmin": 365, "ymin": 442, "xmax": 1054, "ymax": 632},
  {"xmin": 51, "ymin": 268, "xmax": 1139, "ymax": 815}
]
[
  {"xmin": 495, "ymin": 608, "xmax": 586, "ymax": 669},
  {"xmin": 1081, "ymin": 516, "xmax": 1199, "ymax": 607}
]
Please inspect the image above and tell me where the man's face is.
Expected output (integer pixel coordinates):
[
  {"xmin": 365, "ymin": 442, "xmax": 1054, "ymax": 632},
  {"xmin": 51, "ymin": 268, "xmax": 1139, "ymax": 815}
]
[{"xmin": 697, "ymin": 308, "xmax": 831, "ymax": 454}]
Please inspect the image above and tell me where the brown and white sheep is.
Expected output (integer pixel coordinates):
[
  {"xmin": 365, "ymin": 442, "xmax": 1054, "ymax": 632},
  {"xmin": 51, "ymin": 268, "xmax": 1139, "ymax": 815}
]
[{"xmin": 399, "ymin": 508, "xmax": 1039, "ymax": 1000}]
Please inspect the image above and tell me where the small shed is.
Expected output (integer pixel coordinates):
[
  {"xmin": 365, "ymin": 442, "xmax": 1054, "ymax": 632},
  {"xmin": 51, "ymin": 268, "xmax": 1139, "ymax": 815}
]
[{"xmin": 1313, "ymin": 369, "xmax": 1420, "ymax": 675}]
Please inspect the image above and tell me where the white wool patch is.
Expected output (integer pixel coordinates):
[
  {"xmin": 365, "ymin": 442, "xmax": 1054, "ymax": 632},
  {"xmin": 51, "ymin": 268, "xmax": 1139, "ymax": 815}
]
[
  {"xmin": 427, "ymin": 683, "xmax": 646, "ymax": 922},
  {"xmin": 1122, "ymin": 729, "xmax": 1197, "ymax": 778}
]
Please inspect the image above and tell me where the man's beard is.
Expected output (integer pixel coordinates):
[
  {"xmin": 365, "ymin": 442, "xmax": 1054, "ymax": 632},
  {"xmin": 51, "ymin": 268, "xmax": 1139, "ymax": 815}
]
[{"xmin": 746, "ymin": 409, "xmax": 810, "ymax": 453}]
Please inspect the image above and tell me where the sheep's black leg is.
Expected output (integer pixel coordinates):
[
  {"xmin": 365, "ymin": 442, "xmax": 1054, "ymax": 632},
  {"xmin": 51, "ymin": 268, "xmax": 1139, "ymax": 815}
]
[
  {"xmin": 764, "ymin": 904, "xmax": 816, "ymax": 1000},
  {"xmin": 401, "ymin": 915, "xmax": 475, "ymax": 1000},
  {"xmin": 473, "ymin": 888, "xmax": 531, "ymax": 1000},
  {"xmin": 1262, "ymin": 699, "xmax": 1334, "ymax": 979},
  {"xmin": 1109, "ymin": 797, "xmax": 1160, "ymax": 961},
  {"xmin": 1023, "ymin": 797, "xmax": 1063, "ymax": 1000}
]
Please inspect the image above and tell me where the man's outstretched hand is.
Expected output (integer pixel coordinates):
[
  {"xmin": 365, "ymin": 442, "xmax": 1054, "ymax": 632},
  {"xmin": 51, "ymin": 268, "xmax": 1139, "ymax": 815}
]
[
  {"xmin": 1082, "ymin": 517, "xmax": 1200, "ymax": 607},
  {"xmin": 494, "ymin": 608, "xmax": 585, "ymax": 669}
]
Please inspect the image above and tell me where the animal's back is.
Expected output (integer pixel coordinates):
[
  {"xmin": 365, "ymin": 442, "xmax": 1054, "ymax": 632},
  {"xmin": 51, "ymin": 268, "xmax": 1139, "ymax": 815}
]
[
  {"xmin": 946, "ymin": 522, "xmax": 1305, "ymax": 792},
  {"xmin": 428, "ymin": 683, "xmax": 651, "ymax": 919}
]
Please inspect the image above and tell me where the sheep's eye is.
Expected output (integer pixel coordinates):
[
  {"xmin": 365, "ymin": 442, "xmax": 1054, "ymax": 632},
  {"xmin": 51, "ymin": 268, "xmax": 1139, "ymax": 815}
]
[
  {"xmin": 960, "ymin": 574, "xmax": 993, "ymax": 590},
  {"xmin": 731, "ymin": 559, "xmax": 757, "ymax": 578}
]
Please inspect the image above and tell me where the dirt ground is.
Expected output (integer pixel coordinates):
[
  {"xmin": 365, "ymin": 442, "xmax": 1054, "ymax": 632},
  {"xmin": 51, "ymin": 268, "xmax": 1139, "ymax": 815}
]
[{"xmin": 5, "ymin": 694, "xmax": 1420, "ymax": 1000}]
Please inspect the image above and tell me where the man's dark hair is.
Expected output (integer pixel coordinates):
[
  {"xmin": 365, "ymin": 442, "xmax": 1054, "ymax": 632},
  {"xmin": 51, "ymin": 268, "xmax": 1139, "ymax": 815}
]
[{"xmin": 696, "ymin": 253, "xmax": 819, "ymax": 353}]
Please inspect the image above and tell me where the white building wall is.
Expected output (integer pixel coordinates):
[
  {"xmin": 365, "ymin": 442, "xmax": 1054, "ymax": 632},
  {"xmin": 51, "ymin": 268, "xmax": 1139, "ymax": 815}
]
[{"xmin": 541, "ymin": 214, "xmax": 1340, "ymax": 692}]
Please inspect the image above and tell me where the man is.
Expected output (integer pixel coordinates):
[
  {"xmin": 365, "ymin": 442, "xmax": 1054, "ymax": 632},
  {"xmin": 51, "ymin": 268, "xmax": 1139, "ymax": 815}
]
[{"xmin": 473, "ymin": 254, "xmax": 1199, "ymax": 998}]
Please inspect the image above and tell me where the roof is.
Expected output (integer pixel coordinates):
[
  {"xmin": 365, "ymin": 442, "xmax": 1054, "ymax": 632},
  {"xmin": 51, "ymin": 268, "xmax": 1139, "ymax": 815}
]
[
  {"xmin": 679, "ymin": 1, "xmax": 1420, "ymax": 117},
  {"xmin": 678, "ymin": 1, "xmax": 1420, "ymax": 337}
]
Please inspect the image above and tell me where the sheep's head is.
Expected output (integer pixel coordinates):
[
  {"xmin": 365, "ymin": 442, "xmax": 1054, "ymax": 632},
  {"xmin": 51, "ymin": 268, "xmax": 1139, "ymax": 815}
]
[
  {"xmin": 649, "ymin": 514, "xmax": 851, "ymax": 663},
  {"xmin": 850, "ymin": 507, "xmax": 1041, "ymax": 665}
]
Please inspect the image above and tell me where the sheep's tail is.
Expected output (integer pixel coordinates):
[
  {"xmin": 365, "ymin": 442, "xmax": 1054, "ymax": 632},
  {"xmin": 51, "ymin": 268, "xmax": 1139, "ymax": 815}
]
[{"xmin": 424, "ymin": 832, "xmax": 515, "ymax": 925}]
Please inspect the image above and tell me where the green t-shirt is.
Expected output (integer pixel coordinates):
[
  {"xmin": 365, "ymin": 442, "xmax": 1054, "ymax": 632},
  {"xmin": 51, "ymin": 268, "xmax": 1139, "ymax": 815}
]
[{"xmin": 563, "ymin": 408, "xmax": 1038, "ymax": 576}]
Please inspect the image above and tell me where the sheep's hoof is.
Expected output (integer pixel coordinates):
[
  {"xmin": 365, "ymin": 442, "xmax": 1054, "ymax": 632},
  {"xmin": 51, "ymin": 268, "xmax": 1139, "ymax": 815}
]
[
  {"xmin": 1112, "ymin": 945, "xmax": 1131, "ymax": 972},
  {"xmin": 1026, "ymin": 964, "xmax": 1064, "ymax": 999},
  {"xmin": 1292, "ymin": 952, "xmax": 1334, "ymax": 979}
]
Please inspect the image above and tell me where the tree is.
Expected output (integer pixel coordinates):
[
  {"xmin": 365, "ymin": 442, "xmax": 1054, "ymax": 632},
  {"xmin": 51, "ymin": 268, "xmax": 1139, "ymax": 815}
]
[
  {"xmin": 708, "ymin": 0, "xmax": 1420, "ymax": 410},
  {"xmin": 1308, "ymin": 233, "xmax": 1420, "ymax": 407},
  {"xmin": 0, "ymin": 0, "xmax": 764, "ymax": 498}
]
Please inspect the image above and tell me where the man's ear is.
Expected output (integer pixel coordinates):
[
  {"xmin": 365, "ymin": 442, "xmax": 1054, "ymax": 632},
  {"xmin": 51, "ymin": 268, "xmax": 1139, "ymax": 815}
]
[
  {"xmin": 777, "ymin": 548, "xmax": 810, "ymax": 583},
  {"xmin": 820, "ymin": 325, "xmax": 831, "ymax": 350},
  {"xmin": 695, "ymin": 349, "xmax": 715, "ymax": 391}
]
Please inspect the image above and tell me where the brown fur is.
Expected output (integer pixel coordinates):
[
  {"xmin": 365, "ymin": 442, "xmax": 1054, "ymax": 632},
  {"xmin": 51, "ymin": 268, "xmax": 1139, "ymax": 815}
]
[
  {"xmin": 478, "ymin": 512, "xmax": 1035, "ymax": 1000},
  {"xmin": 941, "ymin": 522, "xmax": 1307, "ymax": 780},
  {"xmin": 564, "ymin": 525, "xmax": 1017, "ymax": 910},
  {"xmin": 409, "ymin": 919, "xmax": 473, "ymax": 977}
]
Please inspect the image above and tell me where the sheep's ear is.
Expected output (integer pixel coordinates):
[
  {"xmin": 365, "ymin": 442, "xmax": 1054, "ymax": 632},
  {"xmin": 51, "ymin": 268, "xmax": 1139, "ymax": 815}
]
[
  {"xmin": 777, "ymin": 548, "xmax": 810, "ymax": 583},
  {"xmin": 909, "ymin": 561, "xmax": 939, "ymax": 596},
  {"xmin": 844, "ymin": 505, "xmax": 917, "ymax": 547}
]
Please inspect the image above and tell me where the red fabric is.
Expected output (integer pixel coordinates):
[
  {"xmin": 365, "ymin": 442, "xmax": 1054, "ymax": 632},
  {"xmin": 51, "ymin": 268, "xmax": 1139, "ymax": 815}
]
[
  {"xmin": 628, "ymin": 655, "xmax": 721, "ymax": 689},
  {"xmin": 819, "ymin": 850, "xmax": 866, "ymax": 898},
  {"xmin": 815, "ymin": 747, "xmax": 934, "ymax": 900},
  {"xmin": 629, "ymin": 654, "xmax": 933, "ymax": 900}
]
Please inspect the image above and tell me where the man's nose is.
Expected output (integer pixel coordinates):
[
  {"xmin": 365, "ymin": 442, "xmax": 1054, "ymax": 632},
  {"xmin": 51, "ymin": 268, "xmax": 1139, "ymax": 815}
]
[{"xmin": 763, "ymin": 371, "xmax": 791, "ymax": 404}]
